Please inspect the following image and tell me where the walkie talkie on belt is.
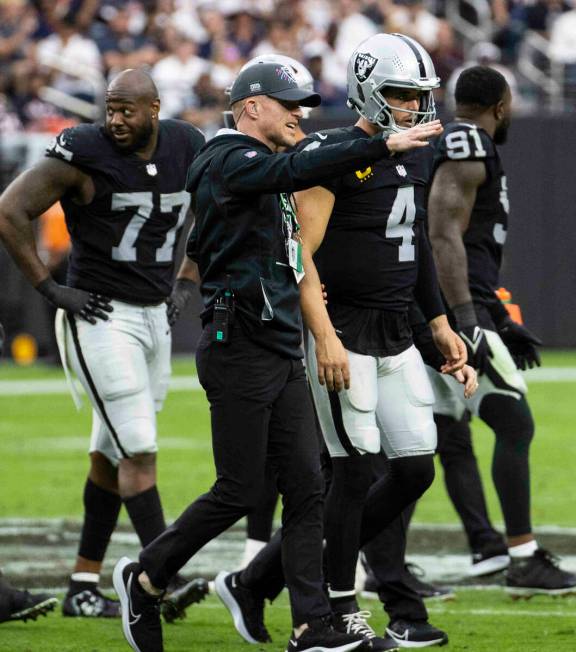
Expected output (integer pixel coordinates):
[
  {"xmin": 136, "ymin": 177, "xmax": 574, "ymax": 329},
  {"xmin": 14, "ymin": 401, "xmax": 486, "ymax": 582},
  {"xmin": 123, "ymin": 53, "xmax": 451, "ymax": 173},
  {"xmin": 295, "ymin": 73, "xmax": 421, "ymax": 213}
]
[{"xmin": 212, "ymin": 275, "xmax": 235, "ymax": 343}]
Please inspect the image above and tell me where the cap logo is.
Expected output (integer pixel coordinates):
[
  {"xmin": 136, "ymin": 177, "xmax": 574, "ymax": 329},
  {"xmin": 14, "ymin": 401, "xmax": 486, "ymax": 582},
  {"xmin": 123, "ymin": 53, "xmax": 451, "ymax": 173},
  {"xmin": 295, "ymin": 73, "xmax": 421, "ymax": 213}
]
[
  {"xmin": 250, "ymin": 82, "xmax": 262, "ymax": 92},
  {"xmin": 354, "ymin": 52, "xmax": 378, "ymax": 82},
  {"xmin": 276, "ymin": 65, "xmax": 297, "ymax": 85}
]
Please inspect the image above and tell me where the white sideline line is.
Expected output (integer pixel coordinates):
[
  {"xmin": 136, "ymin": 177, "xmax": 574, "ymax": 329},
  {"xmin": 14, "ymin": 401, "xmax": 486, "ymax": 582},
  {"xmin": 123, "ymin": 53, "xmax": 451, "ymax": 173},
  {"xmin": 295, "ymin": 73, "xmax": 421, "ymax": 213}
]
[{"xmin": 0, "ymin": 367, "xmax": 574, "ymax": 396}]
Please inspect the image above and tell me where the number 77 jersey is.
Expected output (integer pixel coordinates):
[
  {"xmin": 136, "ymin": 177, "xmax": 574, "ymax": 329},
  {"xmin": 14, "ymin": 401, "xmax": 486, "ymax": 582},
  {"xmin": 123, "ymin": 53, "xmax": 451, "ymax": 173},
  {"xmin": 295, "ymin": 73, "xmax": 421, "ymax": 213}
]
[
  {"xmin": 46, "ymin": 120, "xmax": 205, "ymax": 304},
  {"xmin": 298, "ymin": 125, "xmax": 431, "ymax": 312},
  {"xmin": 432, "ymin": 121, "xmax": 509, "ymax": 301}
]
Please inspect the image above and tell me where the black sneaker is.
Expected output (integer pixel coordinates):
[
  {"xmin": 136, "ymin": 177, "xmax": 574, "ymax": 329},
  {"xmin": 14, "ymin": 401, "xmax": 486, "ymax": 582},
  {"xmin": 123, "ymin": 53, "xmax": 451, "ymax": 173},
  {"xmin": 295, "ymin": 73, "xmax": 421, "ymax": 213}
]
[
  {"xmin": 403, "ymin": 564, "xmax": 455, "ymax": 602},
  {"xmin": 506, "ymin": 548, "xmax": 576, "ymax": 598},
  {"xmin": 333, "ymin": 601, "xmax": 399, "ymax": 651},
  {"xmin": 0, "ymin": 582, "xmax": 58, "ymax": 623},
  {"xmin": 362, "ymin": 566, "xmax": 454, "ymax": 603},
  {"xmin": 62, "ymin": 586, "xmax": 121, "ymax": 618},
  {"xmin": 287, "ymin": 615, "xmax": 368, "ymax": 651},
  {"xmin": 214, "ymin": 570, "xmax": 271, "ymax": 644},
  {"xmin": 385, "ymin": 619, "xmax": 448, "ymax": 648},
  {"xmin": 161, "ymin": 575, "xmax": 209, "ymax": 623},
  {"xmin": 113, "ymin": 557, "xmax": 163, "ymax": 652},
  {"xmin": 469, "ymin": 540, "xmax": 510, "ymax": 577}
]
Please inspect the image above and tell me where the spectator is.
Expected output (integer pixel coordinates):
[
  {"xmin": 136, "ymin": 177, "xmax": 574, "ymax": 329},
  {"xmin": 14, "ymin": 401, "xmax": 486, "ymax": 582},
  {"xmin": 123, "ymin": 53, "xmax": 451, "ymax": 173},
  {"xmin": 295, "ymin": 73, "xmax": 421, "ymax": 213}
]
[
  {"xmin": 303, "ymin": 40, "xmax": 348, "ymax": 105},
  {"xmin": 229, "ymin": 9, "xmax": 262, "ymax": 59},
  {"xmin": 548, "ymin": 0, "xmax": 576, "ymax": 103},
  {"xmin": 386, "ymin": 0, "xmax": 446, "ymax": 55},
  {"xmin": 151, "ymin": 28, "xmax": 207, "ymax": 118},
  {"xmin": 92, "ymin": 4, "xmax": 159, "ymax": 79},
  {"xmin": 332, "ymin": 0, "xmax": 378, "ymax": 67}
]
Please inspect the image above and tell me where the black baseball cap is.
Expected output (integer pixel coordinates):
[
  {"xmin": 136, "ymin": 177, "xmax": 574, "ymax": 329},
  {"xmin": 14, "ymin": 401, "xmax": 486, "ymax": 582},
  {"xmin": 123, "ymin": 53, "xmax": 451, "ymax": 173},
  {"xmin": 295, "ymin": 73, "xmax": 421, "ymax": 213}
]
[{"xmin": 229, "ymin": 62, "xmax": 321, "ymax": 107}]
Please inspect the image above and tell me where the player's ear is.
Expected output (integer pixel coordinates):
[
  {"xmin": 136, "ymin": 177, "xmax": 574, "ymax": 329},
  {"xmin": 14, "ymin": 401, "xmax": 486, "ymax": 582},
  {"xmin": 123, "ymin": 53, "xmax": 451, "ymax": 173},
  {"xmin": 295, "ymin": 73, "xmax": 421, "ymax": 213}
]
[
  {"xmin": 151, "ymin": 99, "xmax": 160, "ymax": 120},
  {"xmin": 494, "ymin": 99, "xmax": 505, "ymax": 121}
]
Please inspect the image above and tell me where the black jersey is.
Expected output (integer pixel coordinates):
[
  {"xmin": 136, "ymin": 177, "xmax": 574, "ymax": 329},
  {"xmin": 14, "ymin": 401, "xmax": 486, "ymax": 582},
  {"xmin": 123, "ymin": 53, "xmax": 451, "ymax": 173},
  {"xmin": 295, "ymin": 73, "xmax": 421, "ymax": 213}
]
[
  {"xmin": 45, "ymin": 120, "xmax": 205, "ymax": 304},
  {"xmin": 432, "ymin": 121, "xmax": 509, "ymax": 305},
  {"xmin": 298, "ymin": 126, "xmax": 435, "ymax": 356}
]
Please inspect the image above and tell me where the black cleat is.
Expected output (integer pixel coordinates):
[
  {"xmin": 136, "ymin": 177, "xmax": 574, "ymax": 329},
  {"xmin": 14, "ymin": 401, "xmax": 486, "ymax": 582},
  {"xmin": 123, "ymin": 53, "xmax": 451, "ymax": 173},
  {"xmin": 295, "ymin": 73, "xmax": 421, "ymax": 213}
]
[
  {"xmin": 62, "ymin": 587, "xmax": 120, "ymax": 618},
  {"xmin": 333, "ymin": 601, "xmax": 399, "ymax": 651},
  {"xmin": 506, "ymin": 548, "xmax": 576, "ymax": 598},
  {"xmin": 403, "ymin": 564, "xmax": 455, "ymax": 602},
  {"xmin": 468, "ymin": 540, "xmax": 510, "ymax": 577},
  {"xmin": 161, "ymin": 575, "xmax": 209, "ymax": 623},
  {"xmin": 287, "ymin": 615, "xmax": 368, "ymax": 651},
  {"xmin": 113, "ymin": 557, "xmax": 163, "ymax": 652},
  {"xmin": 0, "ymin": 581, "xmax": 58, "ymax": 623},
  {"xmin": 214, "ymin": 571, "xmax": 271, "ymax": 643},
  {"xmin": 385, "ymin": 619, "xmax": 448, "ymax": 648}
]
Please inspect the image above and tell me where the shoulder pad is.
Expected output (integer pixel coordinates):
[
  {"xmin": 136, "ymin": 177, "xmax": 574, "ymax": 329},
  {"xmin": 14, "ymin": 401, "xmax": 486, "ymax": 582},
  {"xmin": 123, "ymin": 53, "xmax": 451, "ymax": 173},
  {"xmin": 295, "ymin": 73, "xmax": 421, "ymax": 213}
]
[
  {"xmin": 45, "ymin": 124, "xmax": 105, "ymax": 166},
  {"xmin": 437, "ymin": 123, "xmax": 494, "ymax": 162}
]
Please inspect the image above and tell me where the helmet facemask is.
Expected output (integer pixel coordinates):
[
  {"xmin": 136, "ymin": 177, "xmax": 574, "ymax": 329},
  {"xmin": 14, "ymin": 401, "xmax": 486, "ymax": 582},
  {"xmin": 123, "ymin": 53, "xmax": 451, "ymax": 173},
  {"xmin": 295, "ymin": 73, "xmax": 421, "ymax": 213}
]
[{"xmin": 366, "ymin": 81, "xmax": 437, "ymax": 134}]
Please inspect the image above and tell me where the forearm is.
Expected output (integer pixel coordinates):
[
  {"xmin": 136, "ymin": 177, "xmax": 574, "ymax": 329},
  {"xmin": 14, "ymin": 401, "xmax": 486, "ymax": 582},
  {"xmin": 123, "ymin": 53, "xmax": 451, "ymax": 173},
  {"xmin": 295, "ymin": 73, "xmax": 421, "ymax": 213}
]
[
  {"xmin": 175, "ymin": 256, "xmax": 200, "ymax": 284},
  {"xmin": 0, "ymin": 209, "xmax": 50, "ymax": 287},
  {"xmin": 299, "ymin": 247, "xmax": 335, "ymax": 339},
  {"xmin": 414, "ymin": 228, "xmax": 445, "ymax": 322},
  {"xmin": 430, "ymin": 229, "xmax": 472, "ymax": 309}
]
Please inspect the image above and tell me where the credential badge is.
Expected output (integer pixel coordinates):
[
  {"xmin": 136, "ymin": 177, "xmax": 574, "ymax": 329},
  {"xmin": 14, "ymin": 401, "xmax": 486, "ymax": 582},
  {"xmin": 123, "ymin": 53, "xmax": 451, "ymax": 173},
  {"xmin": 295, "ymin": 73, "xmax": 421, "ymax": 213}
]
[
  {"xmin": 354, "ymin": 53, "xmax": 378, "ymax": 82},
  {"xmin": 146, "ymin": 163, "xmax": 158, "ymax": 176}
]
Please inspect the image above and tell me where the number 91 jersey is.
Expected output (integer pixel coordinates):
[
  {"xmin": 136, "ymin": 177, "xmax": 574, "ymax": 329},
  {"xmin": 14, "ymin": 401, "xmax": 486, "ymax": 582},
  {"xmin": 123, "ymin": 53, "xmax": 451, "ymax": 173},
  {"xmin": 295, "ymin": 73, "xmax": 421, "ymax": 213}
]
[
  {"xmin": 298, "ymin": 126, "xmax": 430, "ymax": 311},
  {"xmin": 46, "ymin": 120, "xmax": 205, "ymax": 304},
  {"xmin": 432, "ymin": 121, "xmax": 509, "ymax": 302}
]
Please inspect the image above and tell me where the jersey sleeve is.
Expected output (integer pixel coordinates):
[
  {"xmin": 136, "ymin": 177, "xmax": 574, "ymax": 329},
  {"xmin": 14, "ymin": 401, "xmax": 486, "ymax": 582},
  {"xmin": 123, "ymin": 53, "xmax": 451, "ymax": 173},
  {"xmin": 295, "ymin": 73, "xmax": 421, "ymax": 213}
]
[
  {"xmin": 434, "ymin": 124, "xmax": 495, "ymax": 167},
  {"xmin": 45, "ymin": 124, "xmax": 103, "ymax": 169},
  {"xmin": 296, "ymin": 131, "xmax": 344, "ymax": 194}
]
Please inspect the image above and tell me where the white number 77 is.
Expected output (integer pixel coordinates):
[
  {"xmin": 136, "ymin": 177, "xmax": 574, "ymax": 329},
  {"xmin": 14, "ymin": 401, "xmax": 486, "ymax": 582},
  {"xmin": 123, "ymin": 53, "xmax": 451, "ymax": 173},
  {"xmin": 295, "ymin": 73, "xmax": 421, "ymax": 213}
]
[{"xmin": 111, "ymin": 191, "xmax": 190, "ymax": 262}]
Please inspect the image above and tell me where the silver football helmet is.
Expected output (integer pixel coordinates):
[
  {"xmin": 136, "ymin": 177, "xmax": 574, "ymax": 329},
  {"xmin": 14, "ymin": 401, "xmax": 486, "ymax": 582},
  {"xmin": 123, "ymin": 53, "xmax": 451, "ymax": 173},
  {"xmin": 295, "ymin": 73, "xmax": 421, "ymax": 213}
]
[{"xmin": 347, "ymin": 33, "xmax": 440, "ymax": 134}]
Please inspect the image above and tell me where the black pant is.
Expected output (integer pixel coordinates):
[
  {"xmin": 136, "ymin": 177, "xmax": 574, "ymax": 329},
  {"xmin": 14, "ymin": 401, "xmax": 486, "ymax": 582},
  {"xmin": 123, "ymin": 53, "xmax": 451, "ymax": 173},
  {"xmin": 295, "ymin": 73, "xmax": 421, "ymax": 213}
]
[{"xmin": 140, "ymin": 327, "xmax": 328, "ymax": 626}]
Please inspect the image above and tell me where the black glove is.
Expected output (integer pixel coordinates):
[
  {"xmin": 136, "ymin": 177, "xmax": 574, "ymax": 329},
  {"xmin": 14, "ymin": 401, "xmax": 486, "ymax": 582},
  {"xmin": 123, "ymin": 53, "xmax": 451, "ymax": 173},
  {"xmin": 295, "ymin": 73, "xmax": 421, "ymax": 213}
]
[
  {"xmin": 166, "ymin": 278, "xmax": 196, "ymax": 327},
  {"xmin": 36, "ymin": 277, "xmax": 113, "ymax": 324},
  {"xmin": 0, "ymin": 321, "xmax": 5, "ymax": 357},
  {"xmin": 453, "ymin": 302, "xmax": 492, "ymax": 375},
  {"xmin": 497, "ymin": 316, "xmax": 542, "ymax": 370}
]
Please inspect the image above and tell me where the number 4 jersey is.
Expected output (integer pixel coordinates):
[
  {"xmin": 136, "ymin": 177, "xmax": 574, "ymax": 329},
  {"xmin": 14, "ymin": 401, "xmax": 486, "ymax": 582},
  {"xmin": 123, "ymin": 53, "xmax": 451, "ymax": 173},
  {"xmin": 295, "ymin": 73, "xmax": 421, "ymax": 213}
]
[
  {"xmin": 46, "ymin": 120, "xmax": 205, "ymax": 303},
  {"xmin": 432, "ymin": 121, "xmax": 509, "ymax": 304}
]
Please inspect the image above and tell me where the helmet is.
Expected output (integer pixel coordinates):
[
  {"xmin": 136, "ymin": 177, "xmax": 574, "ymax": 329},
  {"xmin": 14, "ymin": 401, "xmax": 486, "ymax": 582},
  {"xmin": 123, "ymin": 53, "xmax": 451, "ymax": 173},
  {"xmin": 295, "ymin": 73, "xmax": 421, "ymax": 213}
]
[
  {"xmin": 236, "ymin": 54, "xmax": 315, "ymax": 118},
  {"xmin": 347, "ymin": 33, "xmax": 440, "ymax": 134}
]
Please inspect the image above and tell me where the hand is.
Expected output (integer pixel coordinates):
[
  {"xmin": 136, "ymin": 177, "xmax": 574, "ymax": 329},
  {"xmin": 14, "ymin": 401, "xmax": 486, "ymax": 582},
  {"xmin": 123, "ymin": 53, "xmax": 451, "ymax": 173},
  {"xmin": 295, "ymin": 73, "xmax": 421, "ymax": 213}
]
[
  {"xmin": 167, "ymin": 278, "xmax": 196, "ymax": 327},
  {"xmin": 36, "ymin": 277, "xmax": 113, "ymax": 325},
  {"xmin": 497, "ymin": 317, "xmax": 542, "ymax": 370},
  {"xmin": 386, "ymin": 120, "xmax": 443, "ymax": 153},
  {"xmin": 451, "ymin": 365, "xmax": 478, "ymax": 399},
  {"xmin": 429, "ymin": 316, "xmax": 467, "ymax": 374},
  {"xmin": 321, "ymin": 283, "xmax": 328, "ymax": 305},
  {"xmin": 458, "ymin": 325, "xmax": 492, "ymax": 375},
  {"xmin": 314, "ymin": 330, "xmax": 350, "ymax": 392}
]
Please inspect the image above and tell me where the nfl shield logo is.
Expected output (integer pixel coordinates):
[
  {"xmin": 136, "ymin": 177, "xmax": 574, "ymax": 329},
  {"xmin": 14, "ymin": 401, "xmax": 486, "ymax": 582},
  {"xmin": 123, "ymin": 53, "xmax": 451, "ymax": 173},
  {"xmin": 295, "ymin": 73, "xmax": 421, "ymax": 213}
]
[
  {"xmin": 146, "ymin": 163, "xmax": 157, "ymax": 176},
  {"xmin": 395, "ymin": 165, "xmax": 407, "ymax": 177},
  {"xmin": 354, "ymin": 53, "xmax": 378, "ymax": 82}
]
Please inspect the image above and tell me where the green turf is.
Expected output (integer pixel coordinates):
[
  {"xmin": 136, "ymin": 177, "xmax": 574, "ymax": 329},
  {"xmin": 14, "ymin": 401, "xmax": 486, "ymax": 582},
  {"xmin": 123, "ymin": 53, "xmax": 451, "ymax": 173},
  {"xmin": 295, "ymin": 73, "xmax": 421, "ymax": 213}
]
[
  {"xmin": 1, "ymin": 353, "xmax": 575, "ymax": 524},
  {"xmin": 1, "ymin": 591, "xmax": 575, "ymax": 652}
]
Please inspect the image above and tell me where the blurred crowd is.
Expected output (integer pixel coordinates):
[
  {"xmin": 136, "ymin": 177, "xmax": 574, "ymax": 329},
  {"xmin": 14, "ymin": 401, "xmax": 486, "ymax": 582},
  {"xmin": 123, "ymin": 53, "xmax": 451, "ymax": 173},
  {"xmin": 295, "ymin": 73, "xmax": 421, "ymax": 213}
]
[{"xmin": 1, "ymin": 0, "xmax": 575, "ymax": 136}]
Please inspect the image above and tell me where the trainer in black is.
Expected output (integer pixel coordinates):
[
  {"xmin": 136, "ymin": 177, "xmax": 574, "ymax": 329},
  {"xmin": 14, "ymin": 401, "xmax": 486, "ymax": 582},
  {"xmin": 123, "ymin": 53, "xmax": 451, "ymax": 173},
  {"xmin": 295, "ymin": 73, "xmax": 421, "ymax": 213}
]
[
  {"xmin": 506, "ymin": 548, "xmax": 576, "ymax": 598},
  {"xmin": 0, "ymin": 580, "xmax": 58, "ymax": 624},
  {"xmin": 385, "ymin": 619, "xmax": 448, "ymax": 648},
  {"xmin": 113, "ymin": 557, "xmax": 163, "ymax": 652},
  {"xmin": 468, "ymin": 540, "xmax": 510, "ymax": 577},
  {"xmin": 403, "ymin": 564, "xmax": 455, "ymax": 602},
  {"xmin": 286, "ymin": 615, "xmax": 368, "ymax": 652},
  {"xmin": 333, "ymin": 601, "xmax": 400, "ymax": 651},
  {"xmin": 62, "ymin": 586, "xmax": 121, "ymax": 618},
  {"xmin": 161, "ymin": 575, "xmax": 209, "ymax": 623},
  {"xmin": 214, "ymin": 570, "xmax": 271, "ymax": 643}
]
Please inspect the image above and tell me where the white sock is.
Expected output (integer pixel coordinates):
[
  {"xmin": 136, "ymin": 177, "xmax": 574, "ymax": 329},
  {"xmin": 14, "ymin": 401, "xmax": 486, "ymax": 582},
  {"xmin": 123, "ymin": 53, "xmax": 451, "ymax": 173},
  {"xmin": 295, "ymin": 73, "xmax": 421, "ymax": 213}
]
[
  {"xmin": 508, "ymin": 540, "xmax": 538, "ymax": 559},
  {"xmin": 71, "ymin": 572, "xmax": 99, "ymax": 584},
  {"xmin": 239, "ymin": 538, "xmax": 267, "ymax": 569}
]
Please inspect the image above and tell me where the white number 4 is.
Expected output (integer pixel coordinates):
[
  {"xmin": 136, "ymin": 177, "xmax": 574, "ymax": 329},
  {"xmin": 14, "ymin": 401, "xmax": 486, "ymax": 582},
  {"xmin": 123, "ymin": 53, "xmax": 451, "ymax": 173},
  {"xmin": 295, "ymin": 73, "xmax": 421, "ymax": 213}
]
[
  {"xmin": 386, "ymin": 186, "xmax": 416, "ymax": 262},
  {"xmin": 111, "ymin": 191, "xmax": 190, "ymax": 262}
]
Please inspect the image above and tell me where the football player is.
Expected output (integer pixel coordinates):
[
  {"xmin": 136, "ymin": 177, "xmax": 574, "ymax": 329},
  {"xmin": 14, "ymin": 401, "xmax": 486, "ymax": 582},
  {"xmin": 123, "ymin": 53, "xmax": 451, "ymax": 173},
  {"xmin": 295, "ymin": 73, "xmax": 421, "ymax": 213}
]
[
  {"xmin": 0, "ymin": 571, "xmax": 58, "ymax": 624},
  {"xmin": 428, "ymin": 65, "xmax": 576, "ymax": 596},
  {"xmin": 0, "ymin": 69, "xmax": 208, "ymax": 620}
]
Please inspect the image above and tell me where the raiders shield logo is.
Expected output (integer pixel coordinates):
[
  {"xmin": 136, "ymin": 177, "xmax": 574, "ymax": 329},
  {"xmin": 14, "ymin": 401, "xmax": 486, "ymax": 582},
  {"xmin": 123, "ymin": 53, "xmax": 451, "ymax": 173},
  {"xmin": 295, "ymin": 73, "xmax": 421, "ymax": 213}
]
[{"xmin": 354, "ymin": 53, "xmax": 378, "ymax": 82}]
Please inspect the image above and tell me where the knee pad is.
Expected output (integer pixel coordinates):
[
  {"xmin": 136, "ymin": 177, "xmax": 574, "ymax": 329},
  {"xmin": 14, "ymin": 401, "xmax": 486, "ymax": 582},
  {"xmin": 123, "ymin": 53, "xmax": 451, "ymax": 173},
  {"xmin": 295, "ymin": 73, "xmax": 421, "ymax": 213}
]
[
  {"xmin": 479, "ymin": 395, "xmax": 535, "ymax": 450},
  {"xmin": 389, "ymin": 454, "xmax": 435, "ymax": 499}
]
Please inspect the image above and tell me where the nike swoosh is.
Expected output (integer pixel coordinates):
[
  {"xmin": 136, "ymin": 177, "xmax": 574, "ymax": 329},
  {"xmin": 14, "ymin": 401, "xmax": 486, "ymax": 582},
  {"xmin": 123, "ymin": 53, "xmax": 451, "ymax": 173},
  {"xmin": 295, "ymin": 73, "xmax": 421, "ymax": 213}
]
[
  {"xmin": 317, "ymin": 133, "xmax": 327, "ymax": 140},
  {"xmin": 127, "ymin": 573, "xmax": 142, "ymax": 626}
]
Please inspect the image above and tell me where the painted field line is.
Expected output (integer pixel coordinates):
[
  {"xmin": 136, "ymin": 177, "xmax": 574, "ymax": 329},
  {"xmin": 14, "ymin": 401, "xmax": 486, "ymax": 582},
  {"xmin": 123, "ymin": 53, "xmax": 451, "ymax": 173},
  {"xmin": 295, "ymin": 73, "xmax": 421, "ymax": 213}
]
[{"xmin": 0, "ymin": 367, "xmax": 575, "ymax": 396}]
